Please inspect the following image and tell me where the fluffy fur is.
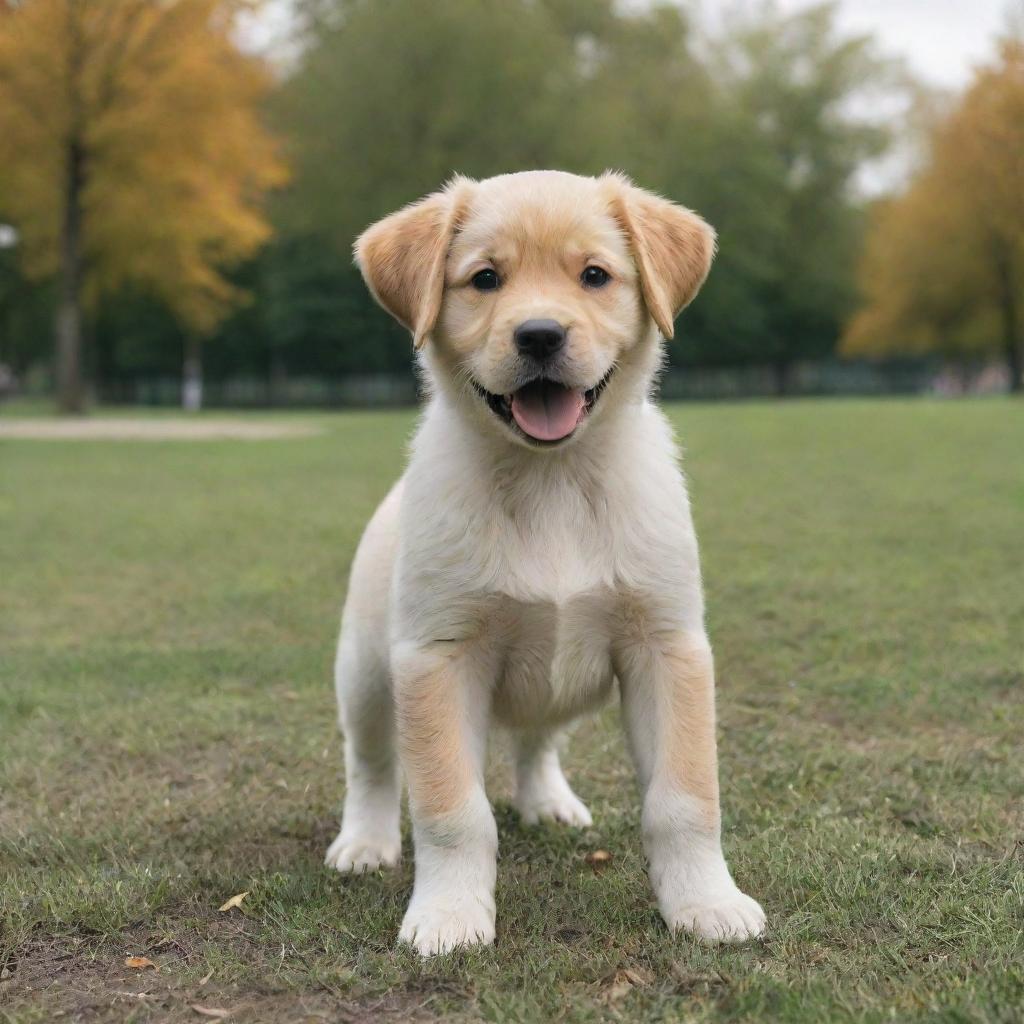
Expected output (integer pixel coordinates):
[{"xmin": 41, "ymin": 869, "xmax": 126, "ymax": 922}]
[{"xmin": 325, "ymin": 170, "xmax": 765, "ymax": 956}]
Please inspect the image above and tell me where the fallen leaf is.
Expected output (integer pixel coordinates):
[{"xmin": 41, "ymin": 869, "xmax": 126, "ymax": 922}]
[
  {"xmin": 217, "ymin": 892, "xmax": 249, "ymax": 912},
  {"xmin": 585, "ymin": 849, "xmax": 613, "ymax": 869},
  {"xmin": 622, "ymin": 967, "xmax": 654, "ymax": 986},
  {"xmin": 191, "ymin": 1006, "xmax": 231, "ymax": 1019},
  {"xmin": 124, "ymin": 956, "xmax": 157, "ymax": 971},
  {"xmin": 198, "ymin": 968, "xmax": 215, "ymax": 986},
  {"xmin": 1, "ymin": 966, "xmax": 12, "ymax": 980},
  {"xmin": 601, "ymin": 967, "xmax": 652, "ymax": 1003}
]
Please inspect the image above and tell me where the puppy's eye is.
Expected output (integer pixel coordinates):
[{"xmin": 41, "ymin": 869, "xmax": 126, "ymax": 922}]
[
  {"xmin": 471, "ymin": 268, "xmax": 500, "ymax": 291},
  {"xmin": 581, "ymin": 266, "xmax": 610, "ymax": 288}
]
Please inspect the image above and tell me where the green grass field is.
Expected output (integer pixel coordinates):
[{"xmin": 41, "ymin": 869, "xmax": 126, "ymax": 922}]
[{"xmin": 1, "ymin": 399, "xmax": 1022, "ymax": 1023}]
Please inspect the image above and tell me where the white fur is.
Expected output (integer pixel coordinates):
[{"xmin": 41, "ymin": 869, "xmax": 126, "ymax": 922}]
[
  {"xmin": 398, "ymin": 791, "xmax": 498, "ymax": 955},
  {"xmin": 514, "ymin": 732, "xmax": 593, "ymax": 827},
  {"xmin": 642, "ymin": 788, "xmax": 765, "ymax": 942},
  {"xmin": 327, "ymin": 171, "xmax": 764, "ymax": 956}
]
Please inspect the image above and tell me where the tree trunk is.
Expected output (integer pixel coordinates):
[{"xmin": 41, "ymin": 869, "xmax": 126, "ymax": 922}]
[
  {"xmin": 1008, "ymin": 340, "xmax": 1023, "ymax": 395},
  {"xmin": 995, "ymin": 247, "xmax": 1021, "ymax": 394},
  {"xmin": 56, "ymin": 139, "xmax": 85, "ymax": 414},
  {"xmin": 991, "ymin": 243, "xmax": 1024, "ymax": 395},
  {"xmin": 182, "ymin": 333, "xmax": 203, "ymax": 411}
]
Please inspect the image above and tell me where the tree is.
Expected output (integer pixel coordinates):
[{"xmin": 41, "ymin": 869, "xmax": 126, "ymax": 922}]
[
  {"xmin": 684, "ymin": 3, "xmax": 893, "ymax": 389},
  {"xmin": 277, "ymin": 0, "xmax": 576, "ymax": 246},
  {"xmin": 843, "ymin": 41, "xmax": 1024, "ymax": 392},
  {"xmin": 0, "ymin": 0, "xmax": 287, "ymax": 412},
  {"xmin": 0, "ymin": 0, "xmax": 905, "ymax": 399},
  {"xmin": 267, "ymin": 0, "xmax": 584, "ymax": 387},
  {"xmin": 275, "ymin": 0, "xmax": 896, "ymax": 391}
]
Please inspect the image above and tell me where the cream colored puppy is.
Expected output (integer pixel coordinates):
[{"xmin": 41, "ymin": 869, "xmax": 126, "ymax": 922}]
[{"xmin": 325, "ymin": 170, "xmax": 765, "ymax": 956}]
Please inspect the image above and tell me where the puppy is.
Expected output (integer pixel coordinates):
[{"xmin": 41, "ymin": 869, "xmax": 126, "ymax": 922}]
[{"xmin": 326, "ymin": 170, "xmax": 765, "ymax": 956}]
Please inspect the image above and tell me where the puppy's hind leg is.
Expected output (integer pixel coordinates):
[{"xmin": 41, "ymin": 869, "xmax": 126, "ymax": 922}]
[
  {"xmin": 513, "ymin": 730, "xmax": 592, "ymax": 828},
  {"xmin": 325, "ymin": 635, "xmax": 401, "ymax": 873}
]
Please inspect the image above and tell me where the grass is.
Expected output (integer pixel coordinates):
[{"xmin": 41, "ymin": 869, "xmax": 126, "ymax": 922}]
[{"xmin": 1, "ymin": 397, "xmax": 1022, "ymax": 1023}]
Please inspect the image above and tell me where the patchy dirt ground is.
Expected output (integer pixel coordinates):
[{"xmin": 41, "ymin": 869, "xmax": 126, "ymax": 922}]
[
  {"xmin": 4, "ymin": 929, "xmax": 454, "ymax": 1023},
  {"xmin": 0, "ymin": 418, "xmax": 320, "ymax": 441}
]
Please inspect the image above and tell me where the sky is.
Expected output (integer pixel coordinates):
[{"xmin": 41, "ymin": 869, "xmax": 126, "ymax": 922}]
[{"xmin": 775, "ymin": 0, "xmax": 1013, "ymax": 89}]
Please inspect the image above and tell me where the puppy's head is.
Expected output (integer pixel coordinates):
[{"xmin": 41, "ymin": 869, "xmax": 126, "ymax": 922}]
[{"xmin": 356, "ymin": 170, "xmax": 714, "ymax": 449}]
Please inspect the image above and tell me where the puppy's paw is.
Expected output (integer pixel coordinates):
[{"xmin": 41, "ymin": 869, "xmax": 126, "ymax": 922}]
[
  {"xmin": 516, "ymin": 790, "xmax": 593, "ymax": 828},
  {"xmin": 664, "ymin": 888, "xmax": 765, "ymax": 943},
  {"xmin": 398, "ymin": 895, "xmax": 496, "ymax": 957},
  {"xmin": 325, "ymin": 830, "xmax": 401, "ymax": 874}
]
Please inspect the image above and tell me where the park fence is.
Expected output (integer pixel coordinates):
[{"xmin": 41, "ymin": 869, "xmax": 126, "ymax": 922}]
[{"xmin": 12, "ymin": 357, "xmax": 1011, "ymax": 408}]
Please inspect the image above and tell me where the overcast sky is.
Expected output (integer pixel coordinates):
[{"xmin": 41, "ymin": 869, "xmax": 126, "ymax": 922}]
[{"xmin": 775, "ymin": 0, "xmax": 1012, "ymax": 88}]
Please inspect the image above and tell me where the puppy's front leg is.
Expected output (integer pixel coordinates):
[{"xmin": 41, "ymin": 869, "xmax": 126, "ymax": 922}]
[
  {"xmin": 393, "ymin": 642, "xmax": 497, "ymax": 956},
  {"xmin": 618, "ymin": 630, "xmax": 765, "ymax": 942}
]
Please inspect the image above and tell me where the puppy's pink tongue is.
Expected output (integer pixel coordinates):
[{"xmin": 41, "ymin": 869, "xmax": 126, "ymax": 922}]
[{"xmin": 511, "ymin": 380, "xmax": 585, "ymax": 442}]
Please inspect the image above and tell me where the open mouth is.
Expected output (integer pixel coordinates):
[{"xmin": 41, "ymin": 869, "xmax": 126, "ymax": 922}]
[{"xmin": 472, "ymin": 369, "xmax": 614, "ymax": 446}]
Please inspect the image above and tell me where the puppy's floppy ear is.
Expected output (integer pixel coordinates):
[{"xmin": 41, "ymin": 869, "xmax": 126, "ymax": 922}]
[
  {"xmin": 354, "ymin": 176, "xmax": 475, "ymax": 349},
  {"xmin": 602, "ymin": 172, "xmax": 716, "ymax": 340}
]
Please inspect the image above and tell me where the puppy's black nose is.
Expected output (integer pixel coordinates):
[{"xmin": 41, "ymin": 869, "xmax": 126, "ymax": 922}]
[{"xmin": 514, "ymin": 319, "xmax": 566, "ymax": 362}]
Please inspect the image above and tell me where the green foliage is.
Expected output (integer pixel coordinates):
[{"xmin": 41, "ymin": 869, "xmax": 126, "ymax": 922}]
[
  {"xmin": 0, "ymin": 246, "xmax": 51, "ymax": 375},
  {"xmin": 689, "ymin": 5, "xmax": 890, "ymax": 370},
  {"xmin": 277, "ymin": 0, "xmax": 578, "ymax": 239},
  {"xmin": 266, "ymin": 0, "xmax": 894, "ymax": 379}
]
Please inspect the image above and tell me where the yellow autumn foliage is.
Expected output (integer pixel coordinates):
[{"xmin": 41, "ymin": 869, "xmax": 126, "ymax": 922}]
[
  {"xmin": 0, "ymin": 0, "xmax": 287, "ymax": 334},
  {"xmin": 842, "ymin": 41, "xmax": 1024, "ymax": 378}
]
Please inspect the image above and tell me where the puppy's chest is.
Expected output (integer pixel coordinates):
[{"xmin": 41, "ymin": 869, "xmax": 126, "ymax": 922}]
[{"xmin": 490, "ymin": 589, "xmax": 618, "ymax": 727}]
